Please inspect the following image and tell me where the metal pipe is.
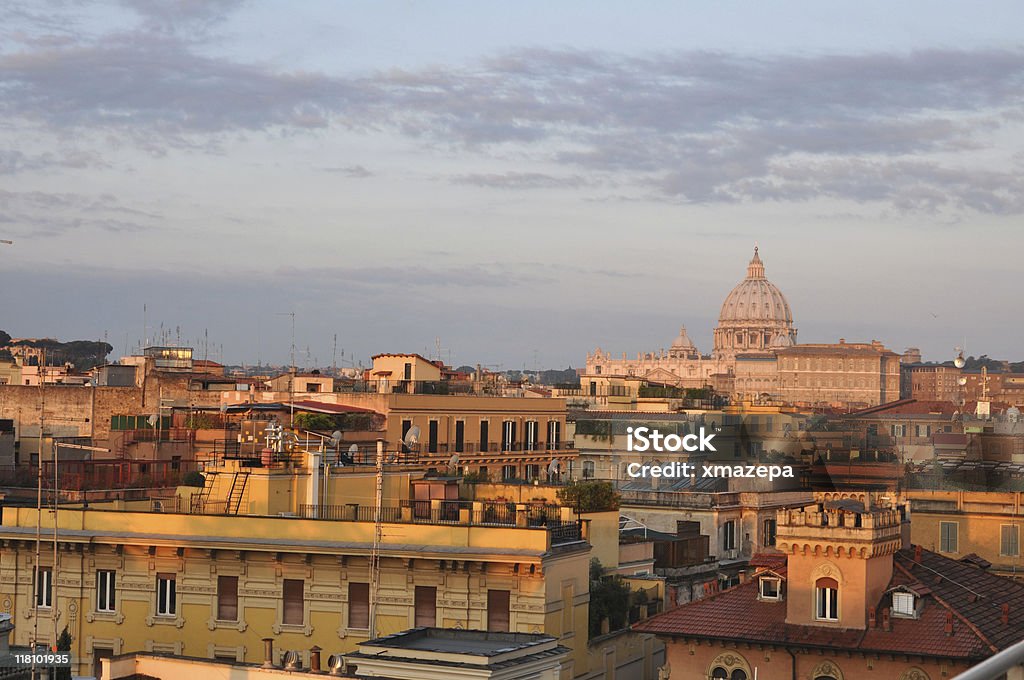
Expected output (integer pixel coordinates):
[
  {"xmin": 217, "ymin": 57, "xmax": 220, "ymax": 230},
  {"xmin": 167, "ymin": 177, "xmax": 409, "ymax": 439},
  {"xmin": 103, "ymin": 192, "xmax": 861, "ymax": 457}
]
[{"xmin": 951, "ymin": 639, "xmax": 1024, "ymax": 680}]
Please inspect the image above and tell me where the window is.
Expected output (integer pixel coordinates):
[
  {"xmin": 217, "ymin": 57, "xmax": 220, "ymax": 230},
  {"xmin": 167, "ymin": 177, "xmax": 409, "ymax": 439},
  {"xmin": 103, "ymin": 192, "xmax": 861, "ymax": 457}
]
[
  {"xmin": 524, "ymin": 420, "xmax": 538, "ymax": 451},
  {"xmin": 454, "ymin": 421, "xmax": 465, "ymax": 453},
  {"xmin": 401, "ymin": 420, "xmax": 413, "ymax": 452},
  {"xmin": 97, "ymin": 570, "xmax": 116, "ymax": 613},
  {"xmin": 487, "ymin": 589, "xmax": 510, "ymax": 632},
  {"xmin": 940, "ymin": 521, "xmax": 959, "ymax": 553},
  {"xmin": 414, "ymin": 586, "xmax": 436, "ymax": 627},
  {"xmin": 815, "ymin": 577, "xmax": 839, "ymax": 621},
  {"xmin": 36, "ymin": 567, "xmax": 52, "ymax": 609},
  {"xmin": 763, "ymin": 519, "xmax": 777, "ymax": 547},
  {"xmin": 348, "ymin": 582, "xmax": 369, "ymax": 629},
  {"xmin": 479, "ymin": 420, "xmax": 489, "ymax": 453},
  {"xmin": 502, "ymin": 464, "xmax": 516, "ymax": 481},
  {"xmin": 283, "ymin": 579, "xmax": 304, "ymax": 626},
  {"xmin": 892, "ymin": 591, "xmax": 916, "ymax": 617},
  {"xmin": 759, "ymin": 577, "xmax": 780, "ymax": 600},
  {"xmin": 501, "ymin": 420, "xmax": 516, "ymax": 451},
  {"xmin": 723, "ymin": 521, "xmax": 736, "ymax": 552},
  {"xmin": 305, "ymin": 382, "xmax": 320, "ymax": 392},
  {"xmin": 547, "ymin": 420, "xmax": 561, "ymax": 450},
  {"xmin": 1001, "ymin": 525, "xmax": 1020, "ymax": 557},
  {"xmin": 427, "ymin": 420, "xmax": 438, "ymax": 453},
  {"xmin": 217, "ymin": 576, "xmax": 238, "ymax": 621},
  {"xmin": 157, "ymin": 574, "xmax": 176, "ymax": 616},
  {"xmin": 582, "ymin": 461, "xmax": 595, "ymax": 479},
  {"xmin": 404, "ymin": 362, "xmax": 412, "ymax": 380}
]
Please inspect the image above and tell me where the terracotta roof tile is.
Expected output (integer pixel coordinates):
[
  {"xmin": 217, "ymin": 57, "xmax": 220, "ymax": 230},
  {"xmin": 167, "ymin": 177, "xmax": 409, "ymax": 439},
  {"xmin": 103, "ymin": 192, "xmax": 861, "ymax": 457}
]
[{"xmin": 635, "ymin": 546, "xmax": 1024, "ymax": 662}]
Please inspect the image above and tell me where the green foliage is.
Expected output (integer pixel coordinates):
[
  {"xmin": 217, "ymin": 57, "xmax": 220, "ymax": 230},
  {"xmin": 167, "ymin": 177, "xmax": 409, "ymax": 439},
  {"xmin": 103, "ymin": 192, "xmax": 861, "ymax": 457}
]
[
  {"xmin": 294, "ymin": 412, "xmax": 337, "ymax": 430},
  {"xmin": 0, "ymin": 330, "xmax": 10, "ymax": 346},
  {"xmin": 182, "ymin": 471, "xmax": 206, "ymax": 487},
  {"xmin": 462, "ymin": 470, "xmax": 490, "ymax": 484},
  {"xmin": 588, "ymin": 558, "xmax": 631, "ymax": 637},
  {"xmin": 6, "ymin": 337, "xmax": 112, "ymax": 370},
  {"xmin": 55, "ymin": 627, "xmax": 72, "ymax": 680},
  {"xmin": 557, "ymin": 480, "xmax": 620, "ymax": 513}
]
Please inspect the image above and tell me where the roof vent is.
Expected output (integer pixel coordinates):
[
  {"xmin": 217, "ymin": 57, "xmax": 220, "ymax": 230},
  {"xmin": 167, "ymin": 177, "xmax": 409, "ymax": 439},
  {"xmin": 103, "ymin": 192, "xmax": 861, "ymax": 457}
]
[{"xmin": 1002, "ymin": 603, "xmax": 1010, "ymax": 625}]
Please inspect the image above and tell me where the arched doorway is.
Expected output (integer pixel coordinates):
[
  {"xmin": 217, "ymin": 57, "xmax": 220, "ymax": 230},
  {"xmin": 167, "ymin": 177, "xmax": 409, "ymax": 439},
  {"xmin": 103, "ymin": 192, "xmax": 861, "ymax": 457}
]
[{"xmin": 810, "ymin": 659, "xmax": 844, "ymax": 680}]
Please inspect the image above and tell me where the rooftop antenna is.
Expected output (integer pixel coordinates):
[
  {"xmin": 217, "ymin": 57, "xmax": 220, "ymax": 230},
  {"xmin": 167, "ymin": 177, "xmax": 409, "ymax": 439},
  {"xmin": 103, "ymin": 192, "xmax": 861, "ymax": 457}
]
[
  {"xmin": 276, "ymin": 312, "xmax": 296, "ymax": 426},
  {"xmin": 332, "ymin": 334, "xmax": 337, "ymax": 376}
]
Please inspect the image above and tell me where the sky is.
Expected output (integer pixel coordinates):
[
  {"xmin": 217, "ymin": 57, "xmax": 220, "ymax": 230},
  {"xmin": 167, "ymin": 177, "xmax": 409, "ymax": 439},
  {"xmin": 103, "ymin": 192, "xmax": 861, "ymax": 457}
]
[{"xmin": 1, "ymin": 1, "xmax": 1022, "ymax": 370}]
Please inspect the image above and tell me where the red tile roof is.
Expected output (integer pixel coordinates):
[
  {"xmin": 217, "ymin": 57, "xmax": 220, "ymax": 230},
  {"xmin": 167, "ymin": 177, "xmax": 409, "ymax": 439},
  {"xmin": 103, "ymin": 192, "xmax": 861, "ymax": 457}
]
[{"xmin": 635, "ymin": 547, "xmax": 1024, "ymax": 661}]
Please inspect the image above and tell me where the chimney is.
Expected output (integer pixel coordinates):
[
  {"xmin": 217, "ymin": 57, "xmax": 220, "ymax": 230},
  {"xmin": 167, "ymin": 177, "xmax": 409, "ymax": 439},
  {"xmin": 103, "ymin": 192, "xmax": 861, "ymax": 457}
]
[
  {"xmin": 310, "ymin": 646, "xmax": 322, "ymax": 672},
  {"xmin": 1002, "ymin": 603, "xmax": 1010, "ymax": 625},
  {"xmin": 882, "ymin": 608, "xmax": 891, "ymax": 631},
  {"xmin": 868, "ymin": 608, "xmax": 877, "ymax": 628},
  {"xmin": 914, "ymin": 545, "xmax": 922, "ymax": 563},
  {"xmin": 945, "ymin": 611, "xmax": 954, "ymax": 636},
  {"xmin": 262, "ymin": 638, "xmax": 276, "ymax": 668}
]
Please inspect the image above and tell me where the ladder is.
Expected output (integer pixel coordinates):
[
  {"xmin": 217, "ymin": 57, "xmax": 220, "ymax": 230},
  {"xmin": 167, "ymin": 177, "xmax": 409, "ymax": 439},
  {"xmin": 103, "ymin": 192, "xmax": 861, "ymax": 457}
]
[{"xmin": 226, "ymin": 471, "xmax": 249, "ymax": 515}]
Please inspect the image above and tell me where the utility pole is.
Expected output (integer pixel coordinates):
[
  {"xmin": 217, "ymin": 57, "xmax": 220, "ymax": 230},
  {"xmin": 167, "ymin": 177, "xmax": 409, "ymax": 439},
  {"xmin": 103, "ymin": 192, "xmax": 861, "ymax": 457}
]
[{"xmin": 31, "ymin": 351, "xmax": 44, "ymax": 679}]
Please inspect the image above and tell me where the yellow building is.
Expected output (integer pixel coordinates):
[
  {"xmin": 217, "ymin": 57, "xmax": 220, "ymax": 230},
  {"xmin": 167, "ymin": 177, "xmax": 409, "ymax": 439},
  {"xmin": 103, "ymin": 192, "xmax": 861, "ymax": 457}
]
[
  {"xmin": 0, "ymin": 496, "xmax": 590, "ymax": 678},
  {"xmin": 908, "ymin": 490, "xmax": 1024, "ymax": 578}
]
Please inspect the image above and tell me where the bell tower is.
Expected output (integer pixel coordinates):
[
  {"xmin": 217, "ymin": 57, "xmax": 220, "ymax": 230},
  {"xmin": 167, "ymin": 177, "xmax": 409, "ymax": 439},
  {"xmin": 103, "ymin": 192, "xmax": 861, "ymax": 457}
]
[{"xmin": 776, "ymin": 495, "xmax": 908, "ymax": 629}]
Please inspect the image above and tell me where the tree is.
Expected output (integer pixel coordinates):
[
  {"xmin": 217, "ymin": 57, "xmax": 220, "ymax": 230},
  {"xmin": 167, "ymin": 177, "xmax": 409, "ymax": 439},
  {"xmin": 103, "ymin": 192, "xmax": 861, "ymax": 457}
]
[
  {"xmin": 294, "ymin": 412, "xmax": 337, "ymax": 430},
  {"xmin": 55, "ymin": 626, "xmax": 72, "ymax": 680},
  {"xmin": 557, "ymin": 480, "xmax": 620, "ymax": 513},
  {"xmin": 182, "ymin": 471, "xmax": 206, "ymax": 487},
  {"xmin": 588, "ymin": 558, "xmax": 631, "ymax": 637},
  {"xmin": 0, "ymin": 330, "xmax": 10, "ymax": 346}
]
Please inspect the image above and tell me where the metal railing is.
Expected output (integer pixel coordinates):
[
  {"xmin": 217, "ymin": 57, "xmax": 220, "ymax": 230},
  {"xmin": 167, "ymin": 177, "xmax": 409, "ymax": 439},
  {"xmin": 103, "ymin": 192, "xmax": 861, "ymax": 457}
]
[{"xmin": 951, "ymin": 637, "xmax": 1024, "ymax": 679}]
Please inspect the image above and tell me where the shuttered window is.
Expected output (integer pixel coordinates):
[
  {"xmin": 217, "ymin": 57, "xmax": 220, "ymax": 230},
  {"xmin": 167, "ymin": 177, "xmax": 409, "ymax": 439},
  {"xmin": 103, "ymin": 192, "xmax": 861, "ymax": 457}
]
[
  {"xmin": 414, "ymin": 586, "xmax": 436, "ymax": 627},
  {"xmin": 1002, "ymin": 525, "xmax": 1020, "ymax": 557},
  {"xmin": 282, "ymin": 579, "xmax": 303, "ymax": 626},
  {"xmin": 217, "ymin": 576, "xmax": 238, "ymax": 621},
  {"xmin": 940, "ymin": 521, "xmax": 958, "ymax": 553},
  {"xmin": 487, "ymin": 589, "xmax": 510, "ymax": 632},
  {"xmin": 348, "ymin": 582, "xmax": 369, "ymax": 629}
]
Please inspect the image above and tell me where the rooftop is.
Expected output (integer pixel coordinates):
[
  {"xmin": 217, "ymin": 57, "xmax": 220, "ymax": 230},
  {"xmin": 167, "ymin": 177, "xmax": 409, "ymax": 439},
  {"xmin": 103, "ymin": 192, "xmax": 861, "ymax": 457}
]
[{"xmin": 635, "ymin": 547, "xmax": 1024, "ymax": 661}]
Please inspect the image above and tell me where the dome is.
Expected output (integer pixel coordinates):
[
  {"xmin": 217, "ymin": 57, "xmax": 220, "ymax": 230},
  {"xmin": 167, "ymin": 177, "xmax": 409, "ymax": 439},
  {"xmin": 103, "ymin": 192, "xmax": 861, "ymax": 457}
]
[
  {"xmin": 671, "ymin": 326, "xmax": 695, "ymax": 350},
  {"xmin": 718, "ymin": 247, "xmax": 793, "ymax": 324}
]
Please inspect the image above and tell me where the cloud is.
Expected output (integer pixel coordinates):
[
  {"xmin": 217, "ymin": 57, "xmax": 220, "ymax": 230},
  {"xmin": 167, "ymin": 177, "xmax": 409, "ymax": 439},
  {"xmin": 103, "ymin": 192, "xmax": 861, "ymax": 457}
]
[
  {"xmin": 0, "ymin": 189, "xmax": 160, "ymax": 237},
  {"xmin": 321, "ymin": 165, "xmax": 373, "ymax": 178},
  {"xmin": 450, "ymin": 171, "xmax": 591, "ymax": 190},
  {"xmin": 3, "ymin": 4, "xmax": 1024, "ymax": 213}
]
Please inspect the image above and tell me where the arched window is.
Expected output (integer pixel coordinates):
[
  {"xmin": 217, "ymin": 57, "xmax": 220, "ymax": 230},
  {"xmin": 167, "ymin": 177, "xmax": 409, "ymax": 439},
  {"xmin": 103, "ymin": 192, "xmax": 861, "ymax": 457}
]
[
  {"xmin": 711, "ymin": 668, "xmax": 747, "ymax": 680},
  {"xmin": 816, "ymin": 577, "xmax": 839, "ymax": 621}
]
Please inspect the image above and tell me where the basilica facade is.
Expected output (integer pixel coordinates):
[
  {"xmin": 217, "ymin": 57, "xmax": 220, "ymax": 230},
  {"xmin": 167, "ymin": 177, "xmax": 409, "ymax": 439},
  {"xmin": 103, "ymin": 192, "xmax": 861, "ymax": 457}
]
[{"xmin": 585, "ymin": 247, "xmax": 903, "ymax": 408}]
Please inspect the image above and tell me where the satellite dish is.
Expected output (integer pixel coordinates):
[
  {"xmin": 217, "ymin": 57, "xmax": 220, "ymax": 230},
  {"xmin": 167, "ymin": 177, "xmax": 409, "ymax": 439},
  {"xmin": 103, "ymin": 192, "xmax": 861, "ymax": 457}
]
[
  {"xmin": 547, "ymin": 458, "xmax": 560, "ymax": 475},
  {"xmin": 327, "ymin": 654, "xmax": 347, "ymax": 675},
  {"xmin": 447, "ymin": 453, "xmax": 460, "ymax": 472},
  {"xmin": 404, "ymin": 425, "xmax": 421, "ymax": 448},
  {"xmin": 147, "ymin": 414, "xmax": 158, "ymax": 427},
  {"xmin": 954, "ymin": 357, "xmax": 966, "ymax": 369},
  {"xmin": 220, "ymin": 403, "xmax": 228, "ymax": 413},
  {"xmin": 348, "ymin": 443, "xmax": 358, "ymax": 455},
  {"xmin": 330, "ymin": 430, "xmax": 343, "ymax": 447},
  {"xmin": 958, "ymin": 377, "xmax": 968, "ymax": 386}
]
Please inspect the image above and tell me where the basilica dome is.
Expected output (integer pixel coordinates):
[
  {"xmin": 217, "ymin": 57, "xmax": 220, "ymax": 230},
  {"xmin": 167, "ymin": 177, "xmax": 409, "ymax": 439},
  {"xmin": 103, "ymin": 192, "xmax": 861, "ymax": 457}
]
[
  {"xmin": 719, "ymin": 247, "xmax": 793, "ymax": 324},
  {"xmin": 713, "ymin": 247, "xmax": 797, "ymax": 358}
]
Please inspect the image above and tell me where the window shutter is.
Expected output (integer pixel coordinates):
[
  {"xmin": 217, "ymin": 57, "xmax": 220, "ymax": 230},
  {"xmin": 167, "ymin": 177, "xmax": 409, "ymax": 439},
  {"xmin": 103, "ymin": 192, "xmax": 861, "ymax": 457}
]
[
  {"xmin": 283, "ymin": 579, "xmax": 304, "ymax": 626},
  {"xmin": 414, "ymin": 586, "xmax": 436, "ymax": 627},
  {"xmin": 218, "ymin": 576, "xmax": 238, "ymax": 621},
  {"xmin": 348, "ymin": 582, "xmax": 369, "ymax": 629}
]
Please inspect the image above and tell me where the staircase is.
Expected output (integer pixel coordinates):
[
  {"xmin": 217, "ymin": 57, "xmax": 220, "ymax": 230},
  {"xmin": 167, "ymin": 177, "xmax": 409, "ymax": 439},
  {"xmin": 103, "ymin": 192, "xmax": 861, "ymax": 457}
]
[{"xmin": 226, "ymin": 471, "xmax": 249, "ymax": 515}]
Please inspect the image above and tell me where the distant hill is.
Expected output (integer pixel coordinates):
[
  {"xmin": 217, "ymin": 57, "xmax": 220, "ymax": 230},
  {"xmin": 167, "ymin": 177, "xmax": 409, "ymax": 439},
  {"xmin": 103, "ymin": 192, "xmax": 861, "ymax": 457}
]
[{"xmin": 0, "ymin": 332, "xmax": 112, "ymax": 371}]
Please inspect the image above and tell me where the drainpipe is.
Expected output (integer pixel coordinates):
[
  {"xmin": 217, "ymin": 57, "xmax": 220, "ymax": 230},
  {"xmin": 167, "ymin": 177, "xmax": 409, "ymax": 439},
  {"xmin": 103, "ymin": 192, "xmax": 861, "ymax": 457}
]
[{"xmin": 784, "ymin": 647, "xmax": 797, "ymax": 680}]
